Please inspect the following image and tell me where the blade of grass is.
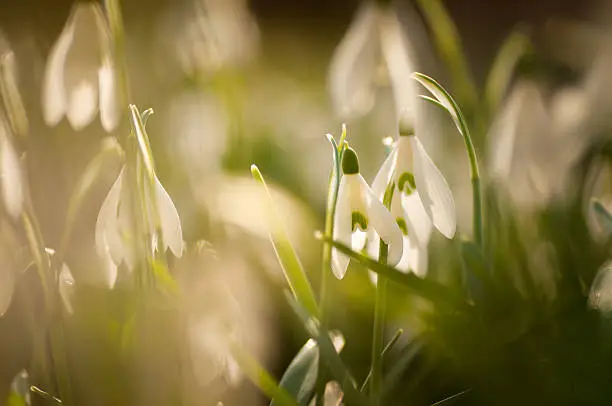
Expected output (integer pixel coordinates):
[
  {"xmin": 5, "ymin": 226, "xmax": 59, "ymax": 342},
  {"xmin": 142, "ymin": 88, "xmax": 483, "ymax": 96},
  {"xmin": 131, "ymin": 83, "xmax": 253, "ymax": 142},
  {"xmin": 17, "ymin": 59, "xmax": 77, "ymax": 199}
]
[{"xmin": 251, "ymin": 165, "xmax": 319, "ymax": 317}]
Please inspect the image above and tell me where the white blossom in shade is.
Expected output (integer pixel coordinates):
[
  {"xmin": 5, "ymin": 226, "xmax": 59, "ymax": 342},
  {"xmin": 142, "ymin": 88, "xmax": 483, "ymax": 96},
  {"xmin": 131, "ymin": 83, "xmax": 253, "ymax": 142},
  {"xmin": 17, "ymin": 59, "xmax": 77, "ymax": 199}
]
[
  {"xmin": 0, "ymin": 123, "xmax": 23, "ymax": 220},
  {"xmin": 59, "ymin": 263, "xmax": 75, "ymax": 314},
  {"xmin": 328, "ymin": 2, "xmax": 416, "ymax": 119},
  {"xmin": 372, "ymin": 130, "xmax": 456, "ymax": 251},
  {"xmin": 42, "ymin": 2, "xmax": 119, "ymax": 132},
  {"xmin": 332, "ymin": 147, "xmax": 403, "ymax": 279},
  {"xmin": 95, "ymin": 166, "xmax": 183, "ymax": 272}
]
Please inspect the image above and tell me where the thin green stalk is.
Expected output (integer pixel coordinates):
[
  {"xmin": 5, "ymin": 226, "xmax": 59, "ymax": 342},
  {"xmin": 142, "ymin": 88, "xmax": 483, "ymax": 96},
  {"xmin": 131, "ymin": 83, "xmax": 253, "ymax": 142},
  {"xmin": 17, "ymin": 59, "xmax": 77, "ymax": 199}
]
[
  {"xmin": 105, "ymin": 0, "xmax": 130, "ymax": 105},
  {"xmin": 369, "ymin": 183, "xmax": 394, "ymax": 404},
  {"xmin": 370, "ymin": 244, "xmax": 388, "ymax": 404},
  {"xmin": 316, "ymin": 132, "xmax": 345, "ymax": 406}
]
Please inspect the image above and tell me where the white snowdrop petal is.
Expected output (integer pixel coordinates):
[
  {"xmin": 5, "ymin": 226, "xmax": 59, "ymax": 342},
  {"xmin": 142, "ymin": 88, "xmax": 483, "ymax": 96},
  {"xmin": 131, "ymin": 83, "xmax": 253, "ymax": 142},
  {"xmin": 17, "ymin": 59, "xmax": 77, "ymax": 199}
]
[
  {"xmin": 331, "ymin": 176, "xmax": 352, "ymax": 279},
  {"xmin": 95, "ymin": 168, "xmax": 124, "ymax": 263},
  {"xmin": 59, "ymin": 263, "xmax": 75, "ymax": 314},
  {"xmin": 0, "ymin": 132, "xmax": 23, "ymax": 220},
  {"xmin": 401, "ymin": 192, "xmax": 432, "ymax": 247},
  {"xmin": 117, "ymin": 179, "xmax": 138, "ymax": 271},
  {"xmin": 328, "ymin": 2, "xmax": 380, "ymax": 117},
  {"xmin": 98, "ymin": 58, "xmax": 120, "ymax": 132},
  {"xmin": 65, "ymin": 68, "xmax": 99, "ymax": 131},
  {"xmin": 0, "ymin": 265, "xmax": 14, "ymax": 317},
  {"xmin": 371, "ymin": 145, "xmax": 398, "ymax": 198},
  {"xmin": 396, "ymin": 236, "xmax": 428, "ymax": 277},
  {"xmin": 361, "ymin": 176, "xmax": 403, "ymax": 266},
  {"xmin": 379, "ymin": 8, "xmax": 415, "ymax": 119},
  {"xmin": 411, "ymin": 137, "xmax": 456, "ymax": 238},
  {"xmin": 155, "ymin": 176, "xmax": 184, "ymax": 258},
  {"xmin": 42, "ymin": 15, "xmax": 73, "ymax": 127}
]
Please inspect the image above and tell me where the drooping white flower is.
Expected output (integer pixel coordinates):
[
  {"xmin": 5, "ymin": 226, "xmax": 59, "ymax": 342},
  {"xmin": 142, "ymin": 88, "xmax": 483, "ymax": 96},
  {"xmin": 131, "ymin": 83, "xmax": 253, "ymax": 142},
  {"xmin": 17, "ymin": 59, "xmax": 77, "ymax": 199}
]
[
  {"xmin": 59, "ymin": 263, "xmax": 75, "ymax": 314},
  {"xmin": 371, "ymin": 126, "xmax": 456, "ymax": 252},
  {"xmin": 332, "ymin": 147, "xmax": 403, "ymax": 279},
  {"xmin": 328, "ymin": 1, "xmax": 416, "ymax": 119},
  {"xmin": 0, "ymin": 121, "xmax": 23, "ymax": 220},
  {"xmin": 42, "ymin": 2, "xmax": 119, "ymax": 132},
  {"xmin": 95, "ymin": 166, "xmax": 183, "ymax": 272}
]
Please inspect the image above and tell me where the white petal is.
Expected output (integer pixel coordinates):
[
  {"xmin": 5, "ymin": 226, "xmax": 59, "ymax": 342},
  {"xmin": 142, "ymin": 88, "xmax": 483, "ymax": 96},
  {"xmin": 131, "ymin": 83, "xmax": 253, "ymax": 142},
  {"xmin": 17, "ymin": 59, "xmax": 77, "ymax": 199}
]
[
  {"xmin": 328, "ymin": 2, "xmax": 380, "ymax": 117},
  {"xmin": 0, "ymin": 266, "xmax": 14, "ymax": 317},
  {"xmin": 65, "ymin": 67, "xmax": 98, "ymax": 131},
  {"xmin": 59, "ymin": 263, "xmax": 75, "ymax": 314},
  {"xmin": 401, "ymin": 192, "xmax": 432, "ymax": 247},
  {"xmin": 0, "ymin": 131, "xmax": 23, "ymax": 220},
  {"xmin": 371, "ymin": 145, "xmax": 398, "ymax": 199},
  {"xmin": 42, "ymin": 13, "xmax": 73, "ymax": 126},
  {"xmin": 63, "ymin": 3, "xmax": 105, "ymax": 131},
  {"xmin": 117, "ymin": 177, "xmax": 138, "ymax": 271},
  {"xmin": 411, "ymin": 137, "xmax": 456, "ymax": 238},
  {"xmin": 379, "ymin": 8, "xmax": 416, "ymax": 119},
  {"xmin": 331, "ymin": 175, "xmax": 352, "ymax": 279},
  {"xmin": 95, "ymin": 168, "xmax": 124, "ymax": 264},
  {"xmin": 155, "ymin": 176, "xmax": 184, "ymax": 258},
  {"xmin": 396, "ymin": 236, "xmax": 428, "ymax": 277},
  {"xmin": 361, "ymin": 176, "xmax": 403, "ymax": 266},
  {"xmin": 98, "ymin": 58, "xmax": 120, "ymax": 132}
]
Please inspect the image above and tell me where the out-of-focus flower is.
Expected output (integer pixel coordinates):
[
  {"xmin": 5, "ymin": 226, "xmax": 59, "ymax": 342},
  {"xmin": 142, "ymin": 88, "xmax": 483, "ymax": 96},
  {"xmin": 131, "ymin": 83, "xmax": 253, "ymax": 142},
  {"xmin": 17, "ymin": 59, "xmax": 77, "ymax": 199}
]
[
  {"xmin": 176, "ymin": 0, "xmax": 260, "ymax": 75},
  {"xmin": 95, "ymin": 167, "xmax": 183, "ymax": 272},
  {"xmin": 328, "ymin": 1, "xmax": 416, "ymax": 120},
  {"xmin": 59, "ymin": 263, "xmax": 75, "ymax": 314},
  {"xmin": 332, "ymin": 147, "xmax": 403, "ymax": 279},
  {"xmin": 42, "ymin": 2, "xmax": 119, "ymax": 132},
  {"xmin": 0, "ymin": 121, "xmax": 23, "ymax": 221},
  {"xmin": 488, "ymin": 81, "xmax": 590, "ymax": 209},
  {"xmin": 371, "ymin": 124, "xmax": 456, "ymax": 245},
  {"xmin": 0, "ymin": 31, "xmax": 28, "ymax": 138}
]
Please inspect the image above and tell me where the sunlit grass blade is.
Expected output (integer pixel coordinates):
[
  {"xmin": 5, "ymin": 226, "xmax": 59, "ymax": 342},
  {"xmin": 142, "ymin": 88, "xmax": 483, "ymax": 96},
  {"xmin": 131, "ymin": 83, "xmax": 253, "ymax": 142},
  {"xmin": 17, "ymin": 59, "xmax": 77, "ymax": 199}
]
[
  {"xmin": 30, "ymin": 386, "xmax": 63, "ymax": 404},
  {"xmin": 317, "ymin": 234, "xmax": 467, "ymax": 309},
  {"xmin": 381, "ymin": 336, "xmax": 424, "ymax": 397},
  {"xmin": 229, "ymin": 342, "xmax": 299, "ymax": 406},
  {"xmin": 251, "ymin": 165, "xmax": 319, "ymax": 317},
  {"xmin": 360, "ymin": 329, "xmax": 403, "ymax": 392},
  {"xmin": 413, "ymin": 72, "xmax": 483, "ymax": 247},
  {"xmin": 414, "ymin": 0, "xmax": 477, "ymax": 109},
  {"xmin": 485, "ymin": 29, "xmax": 530, "ymax": 114}
]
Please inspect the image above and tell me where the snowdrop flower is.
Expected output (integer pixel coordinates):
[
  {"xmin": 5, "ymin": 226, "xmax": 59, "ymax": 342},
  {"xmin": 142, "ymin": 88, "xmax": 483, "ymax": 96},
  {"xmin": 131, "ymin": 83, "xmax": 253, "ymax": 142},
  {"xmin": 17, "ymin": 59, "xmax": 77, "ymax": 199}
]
[
  {"xmin": 95, "ymin": 167, "xmax": 183, "ymax": 271},
  {"xmin": 328, "ymin": 1, "xmax": 416, "ymax": 119},
  {"xmin": 42, "ymin": 2, "xmax": 119, "ymax": 132},
  {"xmin": 371, "ymin": 120, "xmax": 456, "ymax": 252},
  {"xmin": 0, "ymin": 121, "xmax": 23, "ymax": 220},
  {"xmin": 332, "ymin": 147, "xmax": 403, "ymax": 279},
  {"xmin": 59, "ymin": 263, "xmax": 75, "ymax": 314},
  {"xmin": 309, "ymin": 381, "xmax": 344, "ymax": 406}
]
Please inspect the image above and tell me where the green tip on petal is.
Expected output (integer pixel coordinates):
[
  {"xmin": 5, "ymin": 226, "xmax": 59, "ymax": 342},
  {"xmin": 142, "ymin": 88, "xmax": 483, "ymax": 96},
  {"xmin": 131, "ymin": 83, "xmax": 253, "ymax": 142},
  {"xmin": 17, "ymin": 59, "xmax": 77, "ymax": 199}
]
[
  {"xmin": 398, "ymin": 172, "xmax": 416, "ymax": 194},
  {"xmin": 399, "ymin": 111, "xmax": 415, "ymax": 137},
  {"xmin": 351, "ymin": 211, "xmax": 368, "ymax": 232},
  {"xmin": 342, "ymin": 147, "xmax": 360, "ymax": 174},
  {"xmin": 397, "ymin": 218, "xmax": 408, "ymax": 236}
]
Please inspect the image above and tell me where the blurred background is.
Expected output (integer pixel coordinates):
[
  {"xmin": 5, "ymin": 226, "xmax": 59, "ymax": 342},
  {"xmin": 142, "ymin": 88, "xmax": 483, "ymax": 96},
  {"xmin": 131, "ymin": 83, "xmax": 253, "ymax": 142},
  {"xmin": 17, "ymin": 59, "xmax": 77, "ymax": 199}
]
[{"xmin": 3, "ymin": 0, "xmax": 612, "ymax": 405}]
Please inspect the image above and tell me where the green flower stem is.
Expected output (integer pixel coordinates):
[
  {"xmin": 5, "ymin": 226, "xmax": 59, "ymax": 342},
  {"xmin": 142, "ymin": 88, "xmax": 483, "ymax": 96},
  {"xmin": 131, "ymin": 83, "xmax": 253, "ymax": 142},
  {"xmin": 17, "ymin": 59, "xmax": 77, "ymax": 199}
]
[
  {"xmin": 316, "ymin": 131, "xmax": 346, "ymax": 406},
  {"xmin": 370, "ymin": 183, "xmax": 395, "ymax": 404},
  {"xmin": 105, "ymin": 0, "xmax": 130, "ymax": 105},
  {"xmin": 370, "ymin": 243, "xmax": 388, "ymax": 405}
]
